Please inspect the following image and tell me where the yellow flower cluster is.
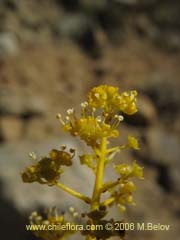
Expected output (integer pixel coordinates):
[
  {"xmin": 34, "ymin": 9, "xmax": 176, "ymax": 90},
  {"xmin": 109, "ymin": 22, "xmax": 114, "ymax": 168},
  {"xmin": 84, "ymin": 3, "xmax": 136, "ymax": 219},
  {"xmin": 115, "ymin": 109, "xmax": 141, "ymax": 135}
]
[
  {"xmin": 112, "ymin": 181, "xmax": 136, "ymax": 212},
  {"xmin": 79, "ymin": 154, "xmax": 95, "ymax": 171},
  {"xmin": 107, "ymin": 161, "xmax": 143, "ymax": 211},
  {"xmin": 21, "ymin": 85, "xmax": 144, "ymax": 240},
  {"xmin": 29, "ymin": 208, "xmax": 75, "ymax": 240},
  {"xmin": 21, "ymin": 147, "xmax": 75, "ymax": 185},
  {"xmin": 88, "ymin": 85, "xmax": 137, "ymax": 115},
  {"xmin": 65, "ymin": 116, "xmax": 119, "ymax": 146},
  {"xmin": 57, "ymin": 85, "xmax": 137, "ymax": 147},
  {"xmin": 114, "ymin": 161, "xmax": 143, "ymax": 179}
]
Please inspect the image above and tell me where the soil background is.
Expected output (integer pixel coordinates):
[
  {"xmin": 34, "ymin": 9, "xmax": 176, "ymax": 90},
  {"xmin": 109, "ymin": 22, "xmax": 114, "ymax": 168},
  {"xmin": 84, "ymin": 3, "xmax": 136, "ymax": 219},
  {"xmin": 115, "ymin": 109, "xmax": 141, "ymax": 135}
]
[{"xmin": 0, "ymin": 1, "xmax": 179, "ymax": 240}]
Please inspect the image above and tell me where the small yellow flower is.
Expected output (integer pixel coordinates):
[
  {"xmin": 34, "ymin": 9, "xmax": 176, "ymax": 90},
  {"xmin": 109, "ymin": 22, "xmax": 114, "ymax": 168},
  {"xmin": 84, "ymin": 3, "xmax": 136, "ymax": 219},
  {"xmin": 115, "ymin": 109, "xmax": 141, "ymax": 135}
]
[
  {"xmin": 127, "ymin": 135, "xmax": 139, "ymax": 150},
  {"xmin": 132, "ymin": 161, "xmax": 144, "ymax": 179},
  {"xmin": 118, "ymin": 91, "xmax": 137, "ymax": 115},
  {"xmin": 121, "ymin": 181, "xmax": 136, "ymax": 193},
  {"xmin": 127, "ymin": 195, "xmax": 133, "ymax": 204},
  {"xmin": 114, "ymin": 161, "xmax": 143, "ymax": 179},
  {"xmin": 88, "ymin": 85, "xmax": 119, "ymax": 111},
  {"xmin": 114, "ymin": 164, "xmax": 132, "ymax": 177},
  {"xmin": 63, "ymin": 116, "xmax": 119, "ymax": 146},
  {"xmin": 88, "ymin": 85, "xmax": 137, "ymax": 116},
  {"xmin": 79, "ymin": 154, "xmax": 95, "ymax": 170},
  {"xmin": 112, "ymin": 181, "xmax": 136, "ymax": 209}
]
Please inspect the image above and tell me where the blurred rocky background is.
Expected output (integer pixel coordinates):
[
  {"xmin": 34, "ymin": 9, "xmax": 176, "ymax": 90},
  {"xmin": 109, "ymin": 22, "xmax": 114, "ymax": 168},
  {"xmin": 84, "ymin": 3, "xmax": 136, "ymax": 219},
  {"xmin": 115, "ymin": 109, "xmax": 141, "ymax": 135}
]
[{"xmin": 0, "ymin": 0, "xmax": 180, "ymax": 239}]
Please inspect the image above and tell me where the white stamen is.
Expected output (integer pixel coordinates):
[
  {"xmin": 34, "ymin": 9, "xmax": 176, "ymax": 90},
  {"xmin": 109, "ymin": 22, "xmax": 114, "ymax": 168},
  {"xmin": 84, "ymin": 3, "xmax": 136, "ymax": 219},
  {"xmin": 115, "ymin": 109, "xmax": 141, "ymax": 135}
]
[
  {"xmin": 114, "ymin": 115, "xmax": 124, "ymax": 121},
  {"xmin": 29, "ymin": 152, "xmax": 37, "ymax": 160},
  {"xmin": 120, "ymin": 183, "xmax": 125, "ymax": 188},
  {"xmin": 67, "ymin": 108, "xmax": 74, "ymax": 115},
  {"xmin": 96, "ymin": 116, "xmax": 101, "ymax": 122},
  {"xmin": 80, "ymin": 101, "xmax": 88, "ymax": 108},
  {"xmin": 95, "ymin": 93, "xmax": 100, "ymax": 98},
  {"xmin": 69, "ymin": 207, "xmax": 75, "ymax": 213},
  {"xmin": 56, "ymin": 113, "xmax": 62, "ymax": 119},
  {"xmin": 61, "ymin": 144, "xmax": 66, "ymax": 150},
  {"xmin": 123, "ymin": 92, "xmax": 129, "ymax": 97},
  {"xmin": 56, "ymin": 113, "xmax": 65, "ymax": 125}
]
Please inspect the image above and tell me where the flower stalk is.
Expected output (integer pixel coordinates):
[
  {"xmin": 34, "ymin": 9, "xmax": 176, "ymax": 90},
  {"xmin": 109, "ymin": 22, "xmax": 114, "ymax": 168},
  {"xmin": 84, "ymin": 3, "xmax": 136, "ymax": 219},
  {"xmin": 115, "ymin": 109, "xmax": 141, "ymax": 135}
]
[
  {"xmin": 91, "ymin": 137, "xmax": 107, "ymax": 211},
  {"xmin": 56, "ymin": 182, "xmax": 91, "ymax": 204}
]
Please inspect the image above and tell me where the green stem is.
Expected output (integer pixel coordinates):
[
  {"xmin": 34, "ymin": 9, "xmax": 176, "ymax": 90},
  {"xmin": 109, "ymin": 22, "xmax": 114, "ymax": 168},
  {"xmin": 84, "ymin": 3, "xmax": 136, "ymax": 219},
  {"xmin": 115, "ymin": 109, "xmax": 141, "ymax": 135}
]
[
  {"xmin": 86, "ymin": 138, "xmax": 107, "ymax": 240},
  {"xmin": 91, "ymin": 137, "xmax": 107, "ymax": 210},
  {"xmin": 100, "ymin": 178, "xmax": 122, "ymax": 193},
  {"xmin": 101, "ymin": 196, "xmax": 116, "ymax": 207},
  {"xmin": 56, "ymin": 182, "xmax": 91, "ymax": 204}
]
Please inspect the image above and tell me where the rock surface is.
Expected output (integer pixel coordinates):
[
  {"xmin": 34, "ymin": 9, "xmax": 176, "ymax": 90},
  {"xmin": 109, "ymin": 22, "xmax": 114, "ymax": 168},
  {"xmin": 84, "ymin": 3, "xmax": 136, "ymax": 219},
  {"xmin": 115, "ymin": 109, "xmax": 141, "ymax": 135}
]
[{"xmin": 0, "ymin": 1, "xmax": 180, "ymax": 240}]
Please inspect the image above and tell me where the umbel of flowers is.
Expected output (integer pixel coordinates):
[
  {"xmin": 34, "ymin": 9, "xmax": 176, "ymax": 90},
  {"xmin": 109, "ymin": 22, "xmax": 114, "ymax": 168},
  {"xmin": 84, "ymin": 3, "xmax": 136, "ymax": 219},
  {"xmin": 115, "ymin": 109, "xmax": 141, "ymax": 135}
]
[{"xmin": 21, "ymin": 85, "xmax": 143, "ymax": 240}]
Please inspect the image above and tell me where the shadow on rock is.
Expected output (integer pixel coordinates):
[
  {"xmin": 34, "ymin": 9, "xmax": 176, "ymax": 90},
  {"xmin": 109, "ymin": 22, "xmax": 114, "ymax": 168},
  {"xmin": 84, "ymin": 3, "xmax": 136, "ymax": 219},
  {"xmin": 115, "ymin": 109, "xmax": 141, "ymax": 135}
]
[{"xmin": 0, "ymin": 180, "xmax": 33, "ymax": 240}]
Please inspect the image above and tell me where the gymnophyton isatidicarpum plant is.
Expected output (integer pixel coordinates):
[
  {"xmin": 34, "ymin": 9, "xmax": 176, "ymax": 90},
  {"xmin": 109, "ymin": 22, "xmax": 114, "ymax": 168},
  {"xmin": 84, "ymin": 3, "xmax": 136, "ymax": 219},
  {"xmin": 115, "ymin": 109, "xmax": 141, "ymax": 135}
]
[{"xmin": 21, "ymin": 85, "xmax": 143, "ymax": 240}]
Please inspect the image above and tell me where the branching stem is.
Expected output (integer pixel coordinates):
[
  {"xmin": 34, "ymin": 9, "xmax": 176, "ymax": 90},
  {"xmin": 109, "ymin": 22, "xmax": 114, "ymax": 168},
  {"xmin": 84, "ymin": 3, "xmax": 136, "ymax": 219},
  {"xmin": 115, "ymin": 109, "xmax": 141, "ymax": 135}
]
[{"xmin": 56, "ymin": 182, "xmax": 91, "ymax": 204}]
